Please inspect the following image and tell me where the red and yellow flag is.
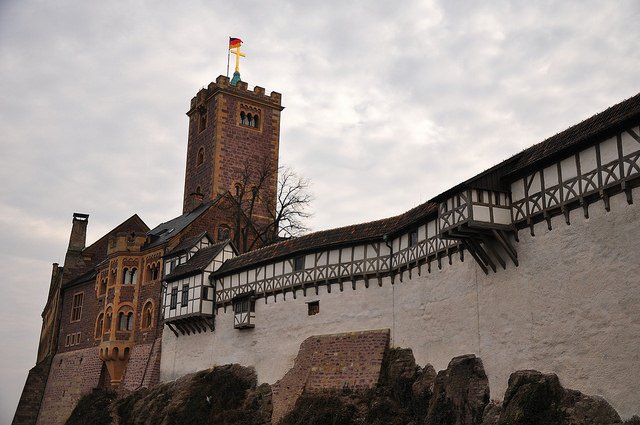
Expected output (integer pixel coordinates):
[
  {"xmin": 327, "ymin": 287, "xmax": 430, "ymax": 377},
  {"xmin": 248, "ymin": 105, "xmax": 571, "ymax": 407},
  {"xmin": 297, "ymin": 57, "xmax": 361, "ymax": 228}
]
[{"xmin": 229, "ymin": 37, "xmax": 242, "ymax": 49}]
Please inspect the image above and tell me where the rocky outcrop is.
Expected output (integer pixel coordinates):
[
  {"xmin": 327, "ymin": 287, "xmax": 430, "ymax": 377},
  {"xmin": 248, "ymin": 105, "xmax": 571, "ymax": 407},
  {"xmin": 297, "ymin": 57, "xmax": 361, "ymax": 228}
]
[
  {"xmin": 425, "ymin": 354, "xmax": 490, "ymax": 425},
  {"xmin": 63, "ymin": 350, "xmax": 635, "ymax": 425},
  {"xmin": 482, "ymin": 370, "xmax": 622, "ymax": 425}
]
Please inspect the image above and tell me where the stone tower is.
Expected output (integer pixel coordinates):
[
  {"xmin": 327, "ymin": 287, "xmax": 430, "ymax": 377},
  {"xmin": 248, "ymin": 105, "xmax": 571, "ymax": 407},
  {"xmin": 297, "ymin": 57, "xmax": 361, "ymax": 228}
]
[{"xmin": 182, "ymin": 75, "xmax": 283, "ymax": 225}]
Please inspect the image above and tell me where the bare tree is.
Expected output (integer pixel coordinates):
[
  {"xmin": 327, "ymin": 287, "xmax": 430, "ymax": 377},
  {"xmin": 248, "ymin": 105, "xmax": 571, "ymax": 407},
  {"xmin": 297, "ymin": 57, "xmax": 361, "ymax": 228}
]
[{"xmin": 225, "ymin": 160, "xmax": 312, "ymax": 252}]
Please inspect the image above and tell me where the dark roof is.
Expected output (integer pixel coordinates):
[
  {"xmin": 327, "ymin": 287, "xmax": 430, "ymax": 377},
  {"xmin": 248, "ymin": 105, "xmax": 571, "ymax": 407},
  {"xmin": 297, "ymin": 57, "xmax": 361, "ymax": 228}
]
[
  {"xmin": 165, "ymin": 241, "xmax": 230, "ymax": 282},
  {"xmin": 165, "ymin": 231, "xmax": 214, "ymax": 257},
  {"xmin": 145, "ymin": 197, "xmax": 222, "ymax": 249},
  {"xmin": 216, "ymin": 201, "xmax": 437, "ymax": 276},
  {"xmin": 433, "ymin": 91, "xmax": 640, "ymax": 201},
  {"xmin": 64, "ymin": 269, "xmax": 97, "ymax": 289}
]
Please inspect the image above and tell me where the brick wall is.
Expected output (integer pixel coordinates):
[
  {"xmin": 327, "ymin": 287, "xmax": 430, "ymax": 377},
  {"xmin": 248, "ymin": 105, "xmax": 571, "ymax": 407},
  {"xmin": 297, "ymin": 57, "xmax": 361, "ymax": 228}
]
[
  {"xmin": 57, "ymin": 280, "xmax": 102, "ymax": 354},
  {"xmin": 120, "ymin": 337, "xmax": 162, "ymax": 391},
  {"xmin": 271, "ymin": 329, "xmax": 390, "ymax": 423},
  {"xmin": 12, "ymin": 355, "xmax": 53, "ymax": 425},
  {"xmin": 36, "ymin": 347, "xmax": 103, "ymax": 425}
]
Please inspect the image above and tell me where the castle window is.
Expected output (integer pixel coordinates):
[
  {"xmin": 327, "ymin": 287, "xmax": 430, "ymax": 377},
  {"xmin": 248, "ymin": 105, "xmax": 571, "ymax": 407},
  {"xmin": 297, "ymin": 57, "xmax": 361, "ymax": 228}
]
[
  {"xmin": 130, "ymin": 268, "xmax": 137, "ymax": 285},
  {"xmin": 308, "ymin": 301, "xmax": 319, "ymax": 316},
  {"xmin": 118, "ymin": 312, "xmax": 126, "ymax": 330},
  {"xmin": 95, "ymin": 313, "xmax": 104, "ymax": 339},
  {"xmin": 170, "ymin": 287, "xmax": 178, "ymax": 309},
  {"xmin": 122, "ymin": 268, "xmax": 129, "ymax": 285},
  {"xmin": 197, "ymin": 147, "xmax": 205, "ymax": 166},
  {"xmin": 97, "ymin": 278, "xmax": 107, "ymax": 297},
  {"xmin": 294, "ymin": 255, "xmax": 305, "ymax": 271},
  {"xmin": 105, "ymin": 308, "xmax": 113, "ymax": 333},
  {"xmin": 181, "ymin": 284, "xmax": 189, "ymax": 307},
  {"xmin": 126, "ymin": 312, "xmax": 134, "ymax": 331},
  {"xmin": 239, "ymin": 110, "xmax": 260, "ymax": 129},
  {"xmin": 199, "ymin": 108, "xmax": 207, "ymax": 132},
  {"xmin": 71, "ymin": 292, "xmax": 84, "ymax": 322},
  {"xmin": 142, "ymin": 302, "xmax": 154, "ymax": 329},
  {"xmin": 152, "ymin": 264, "xmax": 159, "ymax": 281},
  {"xmin": 218, "ymin": 225, "xmax": 230, "ymax": 241},
  {"xmin": 409, "ymin": 230, "xmax": 418, "ymax": 247},
  {"xmin": 202, "ymin": 286, "xmax": 210, "ymax": 300}
]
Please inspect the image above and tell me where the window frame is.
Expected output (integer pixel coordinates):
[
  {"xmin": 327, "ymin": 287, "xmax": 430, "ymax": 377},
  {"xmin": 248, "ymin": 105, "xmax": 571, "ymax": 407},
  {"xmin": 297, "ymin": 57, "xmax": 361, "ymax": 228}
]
[{"xmin": 70, "ymin": 292, "xmax": 84, "ymax": 322}]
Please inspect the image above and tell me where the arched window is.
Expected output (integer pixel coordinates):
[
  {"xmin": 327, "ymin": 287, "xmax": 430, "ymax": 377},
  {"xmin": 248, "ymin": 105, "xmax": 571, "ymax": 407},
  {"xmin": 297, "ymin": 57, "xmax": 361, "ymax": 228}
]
[
  {"xmin": 118, "ymin": 312, "xmax": 126, "ymax": 331},
  {"xmin": 196, "ymin": 147, "xmax": 204, "ymax": 166},
  {"xmin": 239, "ymin": 111, "xmax": 246, "ymax": 125},
  {"xmin": 152, "ymin": 264, "xmax": 159, "ymax": 281},
  {"xmin": 199, "ymin": 109, "xmax": 207, "ymax": 132},
  {"xmin": 218, "ymin": 225, "xmax": 230, "ymax": 241},
  {"xmin": 122, "ymin": 268, "xmax": 128, "ymax": 285},
  {"xmin": 142, "ymin": 302, "xmax": 154, "ymax": 329},
  {"xmin": 247, "ymin": 113, "xmax": 253, "ymax": 127},
  {"xmin": 105, "ymin": 307, "xmax": 113, "ymax": 333},
  {"xmin": 195, "ymin": 185, "xmax": 202, "ymax": 195},
  {"xmin": 130, "ymin": 268, "xmax": 137, "ymax": 285},
  {"xmin": 126, "ymin": 312, "xmax": 134, "ymax": 331},
  {"xmin": 95, "ymin": 313, "xmax": 104, "ymax": 339},
  {"xmin": 253, "ymin": 115, "xmax": 259, "ymax": 128}
]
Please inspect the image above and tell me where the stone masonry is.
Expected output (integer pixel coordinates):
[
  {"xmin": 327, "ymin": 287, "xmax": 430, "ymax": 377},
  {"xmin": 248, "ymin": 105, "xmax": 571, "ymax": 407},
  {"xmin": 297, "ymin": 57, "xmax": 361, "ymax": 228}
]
[{"xmin": 270, "ymin": 329, "xmax": 390, "ymax": 423}]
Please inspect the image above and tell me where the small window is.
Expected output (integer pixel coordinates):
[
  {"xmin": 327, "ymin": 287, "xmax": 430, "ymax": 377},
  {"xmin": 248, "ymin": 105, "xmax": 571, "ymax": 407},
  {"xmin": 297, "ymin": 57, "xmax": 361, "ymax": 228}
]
[
  {"xmin": 170, "ymin": 287, "xmax": 178, "ymax": 309},
  {"xmin": 409, "ymin": 230, "xmax": 418, "ymax": 247},
  {"xmin": 130, "ymin": 268, "xmax": 137, "ymax": 285},
  {"xmin": 105, "ymin": 309, "xmax": 113, "ymax": 333},
  {"xmin": 218, "ymin": 225, "xmax": 230, "ymax": 241},
  {"xmin": 234, "ymin": 297, "xmax": 255, "ymax": 314},
  {"xmin": 71, "ymin": 293, "xmax": 84, "ymax": 322},
  {"xmin": 142, "ymin": 302, "xmax": 153, "ymax": 329},
  {"xmin": 122, "ymin": 268, "xmax": 129, "ymax": 285},
  {"xmin": 181, "ymin": 285, "xmax": 189, "ymax": 307},
  {"xmin": 199, "ymin": 109, "xmax": 207, "ymax": 132},
  {"xmin": 151, "ymin": 265, "xmax": 159, "ymax": 281},
  {"xmin": 294, "ymin": 256, "xmax": 305, "ymax": 271},
  {"xmin": 197, "ymin": 147, "xmax": 205, "ymax": 166},
  {"xmin": 239, "ymin": 111, "xmax": 246, "ymax": 125},
  {"xmin": 118, "ymin": 312, "xmax": 126, "ymax": 330},
  {"xmin": 308, "ymin": 301, "xmax": 319, "ymax": 316},
  {"xmin": 253, "ymin": 115, "xmax": 259, "ymax": 128},
  {"xmin": 202, "ymin": 286, "xmax": 209, "ymax": 300},
  {"xmin": 95, "ymin": 313, "xmax": 104, "ymax": 339}
]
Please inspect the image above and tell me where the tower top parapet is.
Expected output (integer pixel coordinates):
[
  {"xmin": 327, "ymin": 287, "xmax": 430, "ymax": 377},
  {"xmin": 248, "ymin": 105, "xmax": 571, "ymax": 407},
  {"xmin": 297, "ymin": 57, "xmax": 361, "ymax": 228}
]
[{"xmin": 187, "ymin": 75, "xmax": 283, "ymax": 115}]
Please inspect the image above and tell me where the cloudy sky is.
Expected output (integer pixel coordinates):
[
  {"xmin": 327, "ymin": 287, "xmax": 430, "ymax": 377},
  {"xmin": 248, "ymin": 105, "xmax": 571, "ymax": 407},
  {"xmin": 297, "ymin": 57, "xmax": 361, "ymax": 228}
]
[{"xmin": 1, "ymin": 0, "xmax": 639, "ymax": 420}]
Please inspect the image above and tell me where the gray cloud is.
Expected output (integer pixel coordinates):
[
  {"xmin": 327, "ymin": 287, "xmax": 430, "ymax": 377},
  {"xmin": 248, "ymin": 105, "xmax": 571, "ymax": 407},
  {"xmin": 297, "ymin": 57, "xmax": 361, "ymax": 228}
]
[{"xmin": 1, "ymin": 0, "xmax": 639, "ymax": 420}]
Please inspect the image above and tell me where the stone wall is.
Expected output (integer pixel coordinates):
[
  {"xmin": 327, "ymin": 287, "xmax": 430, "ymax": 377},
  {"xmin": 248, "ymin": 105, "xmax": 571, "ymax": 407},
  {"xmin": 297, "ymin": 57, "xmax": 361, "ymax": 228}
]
[
  {"xmin": 161, "ymin": 187, "xmax": 640, "ymax": 419},
  {"xmin": 120, "ymin": 338, "xmax": 162, "ymax": 391},
  {"xmin": 12, "ymin": 356, "xmax": 53, "ymax": 425},
  {"xmin": 270, "ymin": 330, "xmax": 389, "ymax": 423},
  {"xmin": 36, "ymin": 347, "xmax": 103, "ymax": 425}
]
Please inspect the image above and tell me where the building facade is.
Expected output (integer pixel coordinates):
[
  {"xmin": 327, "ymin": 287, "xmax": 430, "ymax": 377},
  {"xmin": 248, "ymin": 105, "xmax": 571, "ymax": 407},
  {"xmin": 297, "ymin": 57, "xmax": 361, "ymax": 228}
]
[{"xmin": 13, "ymin": 70, "xmax": 640, "ymax": 423}]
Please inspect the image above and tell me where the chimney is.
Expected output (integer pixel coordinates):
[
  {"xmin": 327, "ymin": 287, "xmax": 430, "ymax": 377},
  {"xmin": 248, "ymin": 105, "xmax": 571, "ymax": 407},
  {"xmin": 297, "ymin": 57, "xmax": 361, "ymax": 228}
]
[
  {"xmin": 68, "ymin": 213, "xmax": 89, "ymax": 252},
  {"xmin": 185, "ymin": 192, "xmax": 204, "ymax": 213}
]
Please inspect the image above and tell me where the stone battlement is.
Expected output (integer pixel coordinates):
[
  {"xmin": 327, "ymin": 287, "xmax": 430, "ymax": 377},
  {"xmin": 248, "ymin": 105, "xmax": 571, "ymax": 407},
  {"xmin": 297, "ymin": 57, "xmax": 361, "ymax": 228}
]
[{"xmin": 188, "ymin": 75, "xmax": 282, "ymax": 113}]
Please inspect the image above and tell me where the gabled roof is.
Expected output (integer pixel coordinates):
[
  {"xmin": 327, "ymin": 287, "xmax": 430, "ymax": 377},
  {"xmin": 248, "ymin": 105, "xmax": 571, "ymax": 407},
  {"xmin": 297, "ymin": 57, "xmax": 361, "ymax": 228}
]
[
  {"xmin": 216, "ymin": 201, "xmax": 436, "ymax": 276},
  {"xmin": 145, "ymin": 196, "xmax": 223, "ymax": 249},
  {"xmin": 165, "ymin": 231, "xmax": 214, "ymax": 257},
  {"xmin": 63, "ymin": 269, "xmax": 97, "ymax": 289},
  {"xmin": 165, "ymin": 240, "xmax": 233, "ymax": 283}
]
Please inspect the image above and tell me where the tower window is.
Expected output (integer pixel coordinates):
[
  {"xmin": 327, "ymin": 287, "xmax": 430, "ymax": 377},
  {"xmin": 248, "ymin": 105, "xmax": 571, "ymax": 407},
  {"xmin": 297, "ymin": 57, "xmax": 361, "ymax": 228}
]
[
  {"xmin": 198, "ymin": 106, "xmax": 207, "ymax": 132},
  {"xmin": 142, "ymin": 302, "xmax": 154, "ymax": 329},
  {"xmin": 218, "ymin": 225, "xmax": 230, "ymax": 241},
  {"xmin": 239, "ymin": 109, "xmax": 260, "ymax": 129},
  {"xmin": 197, "ymin": 147, "xmax": 205, "ymax": 166}
]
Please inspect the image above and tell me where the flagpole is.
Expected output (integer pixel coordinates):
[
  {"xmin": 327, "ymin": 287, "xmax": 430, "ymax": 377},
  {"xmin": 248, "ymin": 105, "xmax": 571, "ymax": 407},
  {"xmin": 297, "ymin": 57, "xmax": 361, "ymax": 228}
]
[{"xmin": 226, "ymin": 43, "xmax": 230, "ymax": 78}]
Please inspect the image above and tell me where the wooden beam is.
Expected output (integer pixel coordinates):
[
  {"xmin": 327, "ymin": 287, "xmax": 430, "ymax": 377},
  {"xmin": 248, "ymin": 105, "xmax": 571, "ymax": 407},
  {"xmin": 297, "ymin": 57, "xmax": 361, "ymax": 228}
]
[
  {"xmin": 492, "ymin": 230, "xmax": 519, "ymax": 267},
  {"xmin": 462, "ymin": 241, "xmax": 488, "ymax": 275}
]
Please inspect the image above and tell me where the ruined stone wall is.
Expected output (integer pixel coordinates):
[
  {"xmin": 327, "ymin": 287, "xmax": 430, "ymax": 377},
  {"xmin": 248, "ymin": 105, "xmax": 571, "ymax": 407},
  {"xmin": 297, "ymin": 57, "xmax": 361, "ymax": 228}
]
[
  {"xmin": 36, "ymin": 347, "xmax": 103, "ymax": 425},
  {"xmin": 161, "ymin": 187, "xmax": 640, "ymax": 419}
]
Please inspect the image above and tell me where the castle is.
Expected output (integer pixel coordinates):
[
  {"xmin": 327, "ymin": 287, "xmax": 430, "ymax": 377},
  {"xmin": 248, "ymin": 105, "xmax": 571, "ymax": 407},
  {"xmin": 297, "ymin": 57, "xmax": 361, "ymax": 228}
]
[{"xmin": 13, "ymin": 67, "xmax": 640, "ymax": 423}]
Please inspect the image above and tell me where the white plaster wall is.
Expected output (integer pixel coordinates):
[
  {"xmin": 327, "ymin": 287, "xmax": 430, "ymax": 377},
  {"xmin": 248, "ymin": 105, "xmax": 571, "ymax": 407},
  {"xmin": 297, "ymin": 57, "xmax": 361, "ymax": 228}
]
[{"xmin": 161, "ymin": 187, "xmax": 640, "ymax": 418}]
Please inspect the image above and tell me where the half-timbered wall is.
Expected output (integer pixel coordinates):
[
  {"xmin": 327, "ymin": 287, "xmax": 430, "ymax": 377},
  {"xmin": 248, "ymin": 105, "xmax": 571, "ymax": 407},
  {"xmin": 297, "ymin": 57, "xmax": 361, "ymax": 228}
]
[{"xmin": 511, "ymin": 125, "xmax": 640, "ymax": 224}]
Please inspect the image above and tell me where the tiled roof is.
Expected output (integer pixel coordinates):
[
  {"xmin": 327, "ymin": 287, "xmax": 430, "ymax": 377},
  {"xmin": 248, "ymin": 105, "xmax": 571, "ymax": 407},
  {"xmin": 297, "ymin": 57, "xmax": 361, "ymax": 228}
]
[
  {"xmin": 165, "ymin": 241, "xmax": 230, "ymax": 282},
  {"xmin": 216, "ymin": 201, "xmax": 437, "ymax": 275},
  {"xmin": 145, "ymin": 197, "xmax": 222, "ymax": 249},
  {"xmin": 165, "ymin": 231, "xmax": 213, "ymax": 257}
]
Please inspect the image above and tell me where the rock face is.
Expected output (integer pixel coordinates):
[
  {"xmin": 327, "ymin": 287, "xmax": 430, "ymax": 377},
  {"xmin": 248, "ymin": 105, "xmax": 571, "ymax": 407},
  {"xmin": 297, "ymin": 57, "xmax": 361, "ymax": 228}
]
[
  {"xmin": 425, "ymin": 354, "xmax": 490, "ymax": 425},
  {"xmin": 63, "ymin": 353, "xmax": 634, "ymax": 425},
  {"xmin": 65, "ymin": 364, "xmax": 271, "ymax": 425},
  {"xmin": 484, "ymin": 370, "xmax": 622, "ymax": 425}
]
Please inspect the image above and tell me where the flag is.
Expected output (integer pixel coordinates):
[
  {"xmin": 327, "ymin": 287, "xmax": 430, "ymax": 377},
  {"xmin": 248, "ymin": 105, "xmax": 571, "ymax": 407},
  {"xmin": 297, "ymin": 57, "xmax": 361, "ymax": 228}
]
[{"xmin": 229, "ymin": 37, "xmax": 242, "ymax": 49}]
